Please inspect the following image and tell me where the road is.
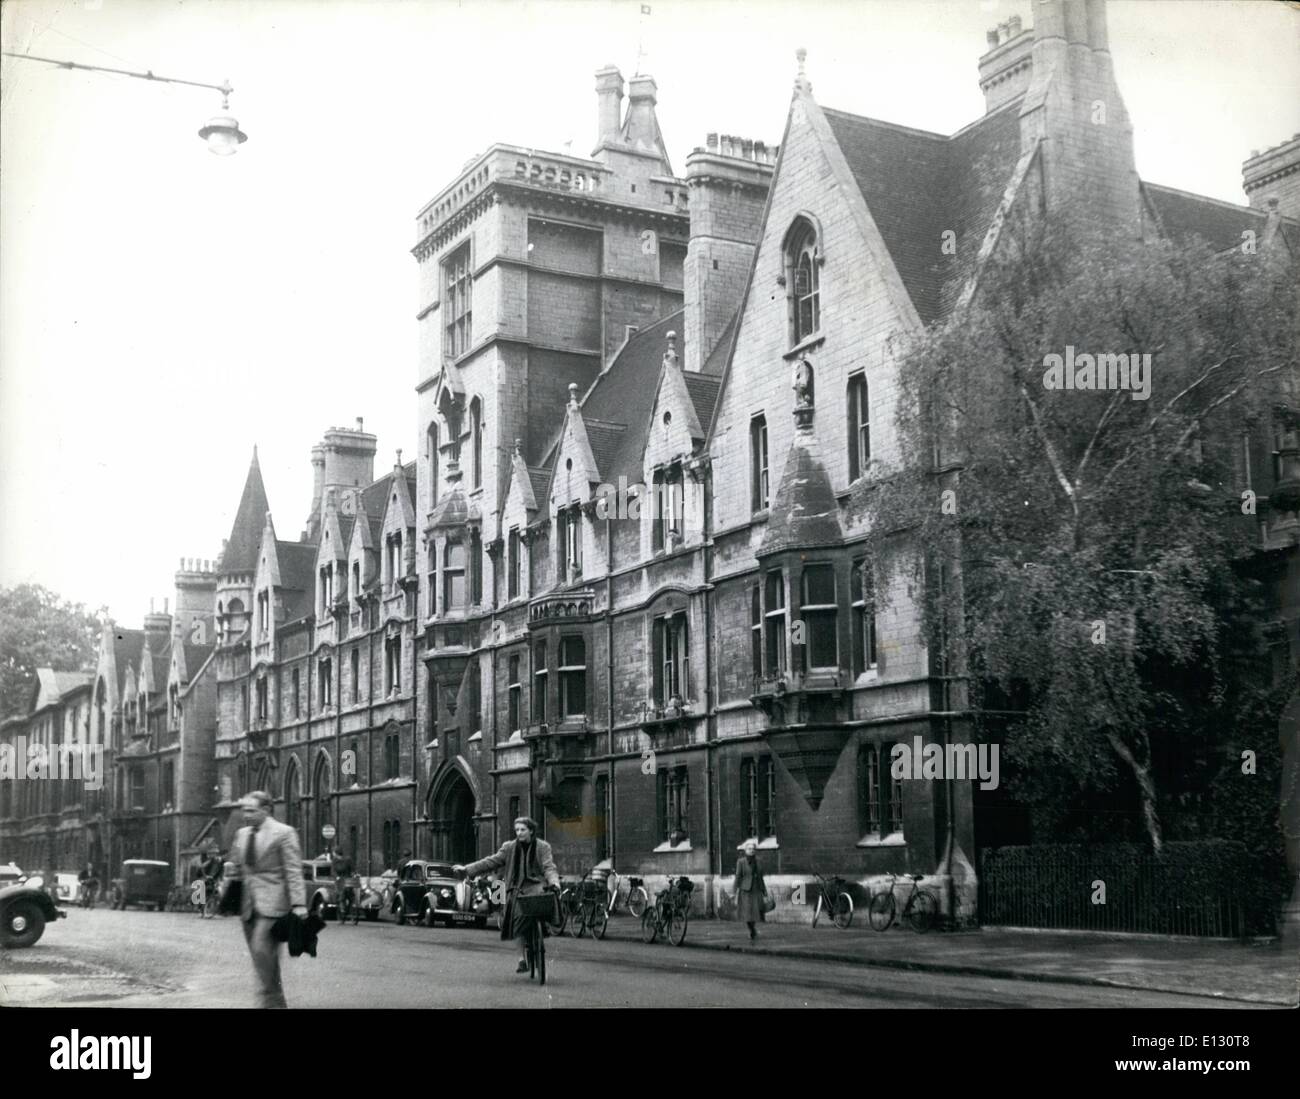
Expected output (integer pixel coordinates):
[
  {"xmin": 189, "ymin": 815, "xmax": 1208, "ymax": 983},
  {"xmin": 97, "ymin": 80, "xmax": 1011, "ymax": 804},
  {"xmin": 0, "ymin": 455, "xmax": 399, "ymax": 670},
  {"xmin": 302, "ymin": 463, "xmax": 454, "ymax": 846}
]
[{"xmin": 0, "ymin": 907, "xmax": 1264, "ymax": 1008}]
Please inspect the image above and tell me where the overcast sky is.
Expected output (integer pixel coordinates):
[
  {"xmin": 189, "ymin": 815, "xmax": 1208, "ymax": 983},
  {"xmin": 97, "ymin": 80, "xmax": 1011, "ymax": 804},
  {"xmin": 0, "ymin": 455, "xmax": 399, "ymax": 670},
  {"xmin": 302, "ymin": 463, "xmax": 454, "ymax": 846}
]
[{"xmin": 1, "ymin": 0, "xmax": 1297, "ymax": 626}]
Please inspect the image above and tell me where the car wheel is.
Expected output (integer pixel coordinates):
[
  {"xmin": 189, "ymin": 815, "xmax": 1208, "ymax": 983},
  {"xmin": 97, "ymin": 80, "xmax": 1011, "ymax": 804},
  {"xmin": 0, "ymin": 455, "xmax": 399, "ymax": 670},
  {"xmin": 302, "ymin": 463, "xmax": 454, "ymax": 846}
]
[
  {"xmin": 2, "ymin": 901, "xmax": 46, "ymax": 948},
  {"xmin": 422, "ymin": 900, "xmax": 436, "ymax": 928},
  {"xmin": 393, "ymin": 896, "xmax": 407, "ymax": 925}
]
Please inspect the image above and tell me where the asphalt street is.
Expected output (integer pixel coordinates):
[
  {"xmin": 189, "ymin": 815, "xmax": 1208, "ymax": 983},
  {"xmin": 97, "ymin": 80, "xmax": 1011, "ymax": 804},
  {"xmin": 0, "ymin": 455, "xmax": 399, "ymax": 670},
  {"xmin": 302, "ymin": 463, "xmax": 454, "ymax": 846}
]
[{"xmin": 2, "ymin": 906, "xmax": 1267, "ymax": 1009}]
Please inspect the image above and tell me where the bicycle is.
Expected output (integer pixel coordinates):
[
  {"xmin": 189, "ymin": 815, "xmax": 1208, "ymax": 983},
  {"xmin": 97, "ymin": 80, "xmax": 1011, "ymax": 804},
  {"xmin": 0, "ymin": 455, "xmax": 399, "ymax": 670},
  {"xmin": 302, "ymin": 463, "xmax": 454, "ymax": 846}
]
[
  {"xmin": 867, "ymin": 873, "xmax": 938, "ymax": 932},
  {"xmin": 558, "ymin": 869, "xmax": 607, "ymax": 937},
  {"xmin": 514, "ymin": 888, "xmax": 561, "ymax": 986},
  {"xmin": 604, "ymin": 870, "xmax": 649, "ymax": 919},
  {"xmin": 811, "ymin": 872, "xmax": 855, "ymax": 930},
  {"xmin": 337, "ymin": 877, "xmax": 361, "ymax": 925},
  {"xmin": 641, "ymin": 876, "xmax": 693, "ymax": 946},
  {"xmin": 189, "ymin": 877, "xmax": 220, "ymax": 918}
]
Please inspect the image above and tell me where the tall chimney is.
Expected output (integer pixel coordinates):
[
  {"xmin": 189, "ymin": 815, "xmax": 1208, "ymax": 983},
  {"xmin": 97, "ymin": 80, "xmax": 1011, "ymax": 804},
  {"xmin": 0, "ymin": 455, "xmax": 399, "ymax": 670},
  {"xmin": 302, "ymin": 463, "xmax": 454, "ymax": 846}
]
[{"xmin": 595, "ymin": 66, "xmax": 624, "ymax": 150}]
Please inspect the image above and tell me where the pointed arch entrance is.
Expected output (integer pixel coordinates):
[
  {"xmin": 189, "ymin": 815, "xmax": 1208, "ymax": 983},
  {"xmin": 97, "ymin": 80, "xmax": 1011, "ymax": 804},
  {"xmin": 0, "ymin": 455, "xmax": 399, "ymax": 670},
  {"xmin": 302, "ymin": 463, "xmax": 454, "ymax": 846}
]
[{"xmin": 427, "ymin": 765, "xmax": 477, "ymax": 864}]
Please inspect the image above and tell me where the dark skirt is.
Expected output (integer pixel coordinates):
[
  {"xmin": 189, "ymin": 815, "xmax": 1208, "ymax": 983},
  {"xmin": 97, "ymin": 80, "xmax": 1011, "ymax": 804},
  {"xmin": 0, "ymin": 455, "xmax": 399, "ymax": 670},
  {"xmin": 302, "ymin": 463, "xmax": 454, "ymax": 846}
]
[
  {"xmin": 502, "ymin": 882, "xmax": 548, "ymax": 941},
  {"xmin": 736, "ymin": 884, "xmax": 767, "ymax": 924}
]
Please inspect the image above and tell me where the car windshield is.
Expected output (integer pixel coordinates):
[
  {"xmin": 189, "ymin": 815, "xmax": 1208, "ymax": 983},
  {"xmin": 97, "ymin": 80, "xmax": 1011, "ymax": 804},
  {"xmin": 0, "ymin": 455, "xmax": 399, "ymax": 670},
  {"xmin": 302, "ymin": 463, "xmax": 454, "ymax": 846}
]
[{"xmin": 426, "ymin": 865, "xmax": 457, "ymax": 880}]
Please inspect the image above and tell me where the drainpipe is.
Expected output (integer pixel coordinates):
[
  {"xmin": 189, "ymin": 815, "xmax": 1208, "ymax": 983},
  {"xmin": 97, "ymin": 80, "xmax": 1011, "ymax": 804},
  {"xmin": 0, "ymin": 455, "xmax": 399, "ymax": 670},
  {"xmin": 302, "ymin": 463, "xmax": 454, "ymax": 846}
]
[
  {"xmin": 606, "ymin": 513, "xmax": 616, "ymax": 867},
  {"xmin": 702, "ymin": 463, "xmax": 717, "ymax": 916},
  {"xmin": 936, "ymin": 555, "xmax": 958, "ymax": 928}
]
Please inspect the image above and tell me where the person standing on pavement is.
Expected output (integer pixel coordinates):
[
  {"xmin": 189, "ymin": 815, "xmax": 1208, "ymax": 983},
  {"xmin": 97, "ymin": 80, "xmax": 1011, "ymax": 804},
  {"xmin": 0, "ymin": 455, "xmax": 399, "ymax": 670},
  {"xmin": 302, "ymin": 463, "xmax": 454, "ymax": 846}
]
[
  {"xmin": 454, "ymin": 817, "xmax": 560, "ymax": 974},
  {"xmin": 734, "ymin": 839, "xmax": 768, "ymax": 942},
  {"xmin": 224, "ymin": 791, "xmax": 306, "ymax": 1009}
]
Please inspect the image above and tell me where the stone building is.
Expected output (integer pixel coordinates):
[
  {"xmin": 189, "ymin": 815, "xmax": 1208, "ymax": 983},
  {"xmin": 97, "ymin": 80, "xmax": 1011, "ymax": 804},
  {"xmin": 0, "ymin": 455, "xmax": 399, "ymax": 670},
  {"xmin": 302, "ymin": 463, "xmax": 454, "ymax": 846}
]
[
  {"xmin": 0, "ymin": 671, "xmax": 94, "ymax": 874},
  {"xmin": 411, "ymin": 0, "xmax": 1299, "ymax": 923}
]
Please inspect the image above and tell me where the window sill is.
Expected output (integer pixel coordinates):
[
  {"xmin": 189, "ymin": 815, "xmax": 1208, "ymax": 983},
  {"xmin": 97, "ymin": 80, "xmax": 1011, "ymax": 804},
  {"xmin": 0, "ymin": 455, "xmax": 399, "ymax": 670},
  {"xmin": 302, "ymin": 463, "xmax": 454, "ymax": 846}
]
[
  {"xmin": 853, "ymin": 668, "xmax": 880, "ymax": 686},
  {"xmin": 653, "ymin": 840, "xmax": 693, "ymax": 853},
  {"xmin": 736, "ymin": 837, "xmax": 780, "ymax": 851},
  {"xmin": 857, "ymin": 832, "xmax": 906, "ymax": 848},
  {"xmin": 783, "ymin": 333, "xmax": 825, "ymax": 360}
]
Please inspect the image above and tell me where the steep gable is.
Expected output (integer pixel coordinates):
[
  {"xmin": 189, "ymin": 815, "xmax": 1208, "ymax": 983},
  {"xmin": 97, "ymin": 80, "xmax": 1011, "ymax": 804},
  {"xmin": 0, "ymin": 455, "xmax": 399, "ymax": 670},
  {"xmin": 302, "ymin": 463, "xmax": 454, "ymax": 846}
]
[{"xmin": 221, "ymin": 448, "xmax": 271, "ymax": 575}]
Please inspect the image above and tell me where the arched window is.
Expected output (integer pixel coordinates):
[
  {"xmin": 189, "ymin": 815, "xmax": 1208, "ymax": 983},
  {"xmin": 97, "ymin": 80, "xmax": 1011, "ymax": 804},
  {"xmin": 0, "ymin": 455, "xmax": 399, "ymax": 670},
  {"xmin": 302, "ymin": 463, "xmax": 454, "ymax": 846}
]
[
  {"xmin": 426, "ymin": 423, "xmax": 440, "ymax": 510},
  {"xmin": 470, "ymin": 397, "xmax": 483, "ymax": 490},
  {"xmin": 314, "ymin": 756, "xmax": 333, "ymax": 850},
  {"xmin": 283, "ymin": 759, "xmax": 301, "ymax": 832},
  {"xmin": 785, "ymin": 218, "xmax": 820, "ymax": 345}
]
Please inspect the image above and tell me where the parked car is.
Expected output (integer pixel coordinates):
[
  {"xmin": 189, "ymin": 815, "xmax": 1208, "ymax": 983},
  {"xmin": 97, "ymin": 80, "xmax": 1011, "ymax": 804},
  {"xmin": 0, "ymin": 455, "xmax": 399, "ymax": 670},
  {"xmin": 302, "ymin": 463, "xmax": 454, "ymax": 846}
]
[
  {"xmin": 302, "ymin": 857, "xmax": 340, "ymax": 919},
  {"xmin": 109, "ymin": 859, "xmax": 172, "ymax": 911},
  {"xmin": 0, "ymin": 863, "xmax": 24, "ymax": 889},
  {"xmin": 358, "ymin": 871, "xmax": 395, "ymax": 922},
  {"xmin": 392, "ymin": 860, "xmax": 484, "ymax": 928},
  {"xmin": 51, "ymin": 872, "xmax": 81, "ymax": 905},
  {"xmin": 0, "ymin": 882, "xmax": 66, "ymax": 948}
]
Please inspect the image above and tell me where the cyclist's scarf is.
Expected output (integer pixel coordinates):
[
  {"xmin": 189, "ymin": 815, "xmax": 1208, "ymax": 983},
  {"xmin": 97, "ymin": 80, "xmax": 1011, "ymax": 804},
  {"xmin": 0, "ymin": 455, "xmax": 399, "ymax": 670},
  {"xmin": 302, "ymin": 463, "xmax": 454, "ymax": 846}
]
[{"xmin": 508, "ymin": 838, "xmax": 543, "ymax": 887}]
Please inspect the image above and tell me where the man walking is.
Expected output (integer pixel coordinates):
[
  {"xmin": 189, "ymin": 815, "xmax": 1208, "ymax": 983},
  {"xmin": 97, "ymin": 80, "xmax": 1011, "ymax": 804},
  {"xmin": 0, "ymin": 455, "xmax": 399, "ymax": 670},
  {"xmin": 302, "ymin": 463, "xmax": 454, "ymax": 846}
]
[{"xmin": 224, "ymin": 791, "xmax": 306, "ymax": 1008}]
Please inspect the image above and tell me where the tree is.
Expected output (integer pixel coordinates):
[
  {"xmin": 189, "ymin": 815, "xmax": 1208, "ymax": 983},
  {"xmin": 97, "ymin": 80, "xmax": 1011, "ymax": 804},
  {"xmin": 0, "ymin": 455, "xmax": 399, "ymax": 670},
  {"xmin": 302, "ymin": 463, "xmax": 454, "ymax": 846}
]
[
  {"xmin": 858, "ymin": 217, "xmax": 1298, "ymax": 852},
  {"xmin": 0, "ymin": 584, "xmax": 104, "ymax": 720}
]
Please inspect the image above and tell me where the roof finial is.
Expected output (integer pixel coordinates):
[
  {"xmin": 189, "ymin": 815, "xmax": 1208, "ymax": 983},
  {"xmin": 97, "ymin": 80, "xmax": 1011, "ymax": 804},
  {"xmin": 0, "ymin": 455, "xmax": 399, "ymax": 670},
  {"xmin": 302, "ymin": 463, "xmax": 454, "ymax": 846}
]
[
  {"xmin": 514, "ymin": 437, "xmax": 523, "ymax": 457},
  {"xmin": 568, "ymin": 382, "xmax": 579, "ymax": 408},
  {"xmin": 664, "ymin": 330, "xmax": 679, "ymax": 371},
  {"xmin": 794, "ymin": 47, "xmax": 811, "ymax": 94}
]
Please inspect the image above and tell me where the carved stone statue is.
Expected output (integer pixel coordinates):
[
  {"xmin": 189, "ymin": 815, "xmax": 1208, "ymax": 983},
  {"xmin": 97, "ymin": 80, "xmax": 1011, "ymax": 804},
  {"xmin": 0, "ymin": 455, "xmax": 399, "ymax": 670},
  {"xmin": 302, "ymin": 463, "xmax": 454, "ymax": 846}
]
[{"xmin": 791, "ymin": 358, "xmax": 814, "ymax": 408}]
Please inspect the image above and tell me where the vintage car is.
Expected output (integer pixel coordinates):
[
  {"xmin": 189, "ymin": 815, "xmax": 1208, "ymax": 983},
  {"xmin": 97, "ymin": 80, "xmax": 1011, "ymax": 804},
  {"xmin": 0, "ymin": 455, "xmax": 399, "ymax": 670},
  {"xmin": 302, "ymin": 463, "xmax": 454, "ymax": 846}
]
[
  {"xmin": 392, "ymin": 860, "xmax": 483, "ymax": 928},
  {"xmin": 302, "ymin": 857, "xmax": 341, "ymax": 918},
  {"xmin": 51, "ymin": 872, "xmax": 82, "ymax": 905},
  {"xmin": 0, "ymin": 863, "xmax": 25, "ymax": 890},
  {"xmin": 358, "ymin": 871, "xmax": 396, "ymax": 921},
  {"xmin": 1, "ymin": 882, "xmax": 66, "ymax": 947},
  {"xmin": 110, "ymin": 859, "xmax": 172, "ymax": 911}
]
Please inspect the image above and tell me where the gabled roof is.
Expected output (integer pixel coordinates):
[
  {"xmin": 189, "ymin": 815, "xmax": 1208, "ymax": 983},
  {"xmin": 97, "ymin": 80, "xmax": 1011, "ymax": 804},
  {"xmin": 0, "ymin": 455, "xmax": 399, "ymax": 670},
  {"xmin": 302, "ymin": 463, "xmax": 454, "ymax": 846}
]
[
  {"xmin": 110, "ymin": 629, "xmax": 146, "ymax": 694},
  {"xmin": 822, "ymin": 99, "xmax": 1024, "ymax": 325},
  {"xmin": 564, "ymin": 310, "xmax": 687, "ymax": 484},
  {"xmin": 583, "ymin": 420, "xmax": 627, "ymax": 478},
  {"xmin": 527, "ymin": 467, "xmax": 552, "ymax": 506},
  {"xmin": 1142, "ymin": 182, "xmax": 1299, "ymax": 255},
  {"xmin": 222, "ymin": 449, "xmax": 271, "ymax": 575},
  {"xmin": 683, "ymin": 373, "xmax": 723, "ymax": 434}
]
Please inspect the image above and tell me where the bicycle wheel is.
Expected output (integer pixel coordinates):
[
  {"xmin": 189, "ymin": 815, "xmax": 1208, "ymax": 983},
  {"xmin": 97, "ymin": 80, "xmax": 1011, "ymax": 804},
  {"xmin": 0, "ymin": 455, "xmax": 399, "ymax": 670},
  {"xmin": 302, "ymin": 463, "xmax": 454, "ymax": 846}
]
[
  {"xmin": 556, "ymin": 889, "xmax": 574, "ymax": 936},
  {"xmin": 572, "ymin": 900, "xmax": 588, "ymax": 939},
  {"xmin": 640, "ymin": 904, "xmax": 659, "ymax": 944},
  {"xmin": 589, "ymin": 901, "xmax": 608, "ymax": 939},
  {"xmin": 535, "ymin": 923, "xmax": 546, "ymax": 985},
  {"xmin": 833, "ymin": 893, "xmax": 854, "ymax": 930},
  {"xmin": 906, "ymin": 890, "xmax": 938, "ymax": 933},
  {"xmin": 811, "ymin": 894, "xmax": 824, "ymax": 929},
  {"xmin": 204, "ymin": 889, "xmax": 220, "ymax": 919},
  {"xmin": 628, "ymin": 886, "xmax": 648, "ymax": 919},
  {"xmin": 668, "ymin": 906, "xmax": 688, "ymax": 946},
  {"xmin": 867, "ymin": 890, "xmax": 895, "ymax": 931}
]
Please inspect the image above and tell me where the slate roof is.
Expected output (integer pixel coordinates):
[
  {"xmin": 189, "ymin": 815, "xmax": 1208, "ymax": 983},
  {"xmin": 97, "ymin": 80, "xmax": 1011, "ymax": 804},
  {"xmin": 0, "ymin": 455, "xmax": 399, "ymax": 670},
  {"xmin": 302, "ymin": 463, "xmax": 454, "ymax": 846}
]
[
  {"xmin": 564, "ymin": 310, "xmax": 687, "ymax": 484},
  {"xmin": 683, "ymin": 373, "xmax": 723, "ymax": 435},
  {"xmin": 222, "ymin": 450, "xmax": 271, "ymax": 575},
  {"xmin": 181, "ymin": 642, "xmax": 215, "ymax": 681},
  {"xmin": 527, "ymin": 466, "xmax": 552, "ymax": 507},
  {"xmin": 822, "ymin": 99, "xmax": 1024, "ymax": 325},
  {"xmin": 1143, "ymin": 182, "xmax": 1300, "ymax": 254},
  {"xmin": 110, "ymin": 629, "xmax": 146, "ymax": 693},
  {"xmin": 582, "ymin": 420, "xmax": 628, "ymax": 478},
  {"xmin": 276, "ymin": 541, "xmax": 319, "ymax": 623},
  {"xmin": 700, "ymin": 313, "xmax": 736, "ymax": 380},
  {"xmin": 51, "ymin": 671, "xmax": 92, "ymax": 696}
]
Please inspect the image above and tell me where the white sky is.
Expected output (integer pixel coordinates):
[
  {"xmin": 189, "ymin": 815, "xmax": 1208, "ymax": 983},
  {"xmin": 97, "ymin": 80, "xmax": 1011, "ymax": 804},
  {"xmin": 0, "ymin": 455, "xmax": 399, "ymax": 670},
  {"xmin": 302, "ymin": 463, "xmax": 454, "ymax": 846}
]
[{"xmin": 1, "ymin": 0, "xmax": 1297, "ymax": 625}]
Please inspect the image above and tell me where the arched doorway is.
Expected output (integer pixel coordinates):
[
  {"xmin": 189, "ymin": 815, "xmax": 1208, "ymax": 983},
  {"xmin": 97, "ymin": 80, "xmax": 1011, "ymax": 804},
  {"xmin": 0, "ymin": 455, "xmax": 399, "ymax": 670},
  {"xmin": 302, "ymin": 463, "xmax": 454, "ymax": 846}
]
[
  {"xmin": 428, "ymin": 768, "xmax": 476, "ymax": 864},
  {"xmin": 312, "ymin": 753, "xmax": 333, "ymax": 857},
  {"xmin": 283, "ymin": 759, "xmax": 302, "ymax": 834}
]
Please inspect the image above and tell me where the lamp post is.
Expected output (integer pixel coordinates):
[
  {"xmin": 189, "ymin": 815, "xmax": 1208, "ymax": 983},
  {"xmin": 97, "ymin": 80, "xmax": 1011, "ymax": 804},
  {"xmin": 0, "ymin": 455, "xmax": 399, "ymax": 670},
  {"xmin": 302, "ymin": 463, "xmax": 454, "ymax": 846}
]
[{"xmin": 1, "ymin": 51, "xmax": 247, "ymax": 154}]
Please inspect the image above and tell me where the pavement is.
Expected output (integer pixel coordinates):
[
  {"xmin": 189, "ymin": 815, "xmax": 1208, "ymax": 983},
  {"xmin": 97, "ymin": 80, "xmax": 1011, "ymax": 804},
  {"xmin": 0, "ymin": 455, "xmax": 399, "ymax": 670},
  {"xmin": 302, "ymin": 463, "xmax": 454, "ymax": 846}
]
[{"xmin": 589, "ymin": 914, "xmax": 1300, "ymax": 1006}]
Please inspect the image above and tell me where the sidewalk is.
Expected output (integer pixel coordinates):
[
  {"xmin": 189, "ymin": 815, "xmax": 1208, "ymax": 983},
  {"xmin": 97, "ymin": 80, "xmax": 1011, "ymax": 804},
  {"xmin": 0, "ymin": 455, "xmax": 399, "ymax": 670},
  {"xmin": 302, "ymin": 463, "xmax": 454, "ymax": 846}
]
[{"xmin": 596, "ymin": 915, "xmax": 1299, "ymax": 1005}]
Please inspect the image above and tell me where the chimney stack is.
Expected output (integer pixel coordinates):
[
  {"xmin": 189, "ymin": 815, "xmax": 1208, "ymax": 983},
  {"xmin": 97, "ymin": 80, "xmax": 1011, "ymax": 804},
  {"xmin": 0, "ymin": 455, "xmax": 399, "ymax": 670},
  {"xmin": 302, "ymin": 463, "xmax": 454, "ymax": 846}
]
[{"xmin": 595, "ymin": 66, "xmax": 624, "ymax": 149}]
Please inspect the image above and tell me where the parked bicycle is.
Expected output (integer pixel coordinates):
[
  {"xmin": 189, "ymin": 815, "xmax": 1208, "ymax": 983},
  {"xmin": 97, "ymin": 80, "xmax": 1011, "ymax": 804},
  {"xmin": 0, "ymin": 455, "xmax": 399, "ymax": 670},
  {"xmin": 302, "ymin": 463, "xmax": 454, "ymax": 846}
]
[
  {"xmin": 641, "ymin": 875, "xmax": 693, "ymax": 946},
  {"xmin": 190, "ymin": 875, "xmax": 221, "ymax": 918},
  {"xmin": 811, "ymin": 872, "xmax": 854, "ymax": 929},
  {"xmin": 867, "ymin": 873, "xmax": 938, "ymax": 932},
  {"xmin": 570, "ymin": 877, "xmax": 609, "ymax": 939},
  {"xmin": 604, "ymin": 869, "xmax": 649, "ymax": 919}
]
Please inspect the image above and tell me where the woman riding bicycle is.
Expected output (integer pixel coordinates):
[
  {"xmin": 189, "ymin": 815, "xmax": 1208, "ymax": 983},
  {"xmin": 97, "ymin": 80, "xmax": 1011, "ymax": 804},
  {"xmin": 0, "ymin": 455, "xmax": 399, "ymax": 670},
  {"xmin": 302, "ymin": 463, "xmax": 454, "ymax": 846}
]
[{"xmin": 454, "ymin": 817, "xmax": 560, "ymax": 974}]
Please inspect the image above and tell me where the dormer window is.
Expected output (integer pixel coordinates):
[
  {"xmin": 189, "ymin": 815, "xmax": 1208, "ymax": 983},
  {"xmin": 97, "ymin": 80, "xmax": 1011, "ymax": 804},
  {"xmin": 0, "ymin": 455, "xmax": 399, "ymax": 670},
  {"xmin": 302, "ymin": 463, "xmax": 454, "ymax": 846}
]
[
  {"xmin": 847, "ymin": 373, "xmax": 871, "ymax": 481},
  {"xmin": 651, "ymin": 467, "xmax": 684, "ymax": 552},
  {"xmin": 256, "ymin": 590, "xmax": 270, "ymax": 637},
  {"xmin": 319, "ymin": 564, "xmax": 335, "ymax": 614},
  {"xmin": 556, "ymin": 504, "xmax": 583, "ymax": 581},
  {"xmin": 386, "ymin": 533, "xmax": 403, "ymax": 592},
  {"xmin": 255, "ymin": 677, "xmax": 268, "ymax": 722},
  {"xmin": 508, "ymin": 527, "xmax": 522, "ymax": 601},
  {"xmin": 352, "ymin": 561, "xmax": 362, "ymax": 604},
  {"xmin": 785, "ymin": 218, "xmax": 821, "ymax": 345}
]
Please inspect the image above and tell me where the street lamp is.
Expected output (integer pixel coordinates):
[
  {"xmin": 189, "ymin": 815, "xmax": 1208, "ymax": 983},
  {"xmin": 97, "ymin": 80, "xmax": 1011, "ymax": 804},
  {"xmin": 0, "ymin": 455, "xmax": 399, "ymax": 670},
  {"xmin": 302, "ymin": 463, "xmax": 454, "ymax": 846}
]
[{"xmin": 1, "ymin": 51, "xmax": 248, "ymax": 154}]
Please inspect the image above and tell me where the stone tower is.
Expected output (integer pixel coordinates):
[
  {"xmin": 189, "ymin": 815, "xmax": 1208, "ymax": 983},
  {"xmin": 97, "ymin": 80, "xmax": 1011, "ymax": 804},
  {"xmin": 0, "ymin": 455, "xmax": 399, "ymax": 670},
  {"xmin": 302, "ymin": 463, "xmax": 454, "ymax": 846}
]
[{"xmin": 1243, "ymin": 134, "xmax": 1300, "ymax": 221}]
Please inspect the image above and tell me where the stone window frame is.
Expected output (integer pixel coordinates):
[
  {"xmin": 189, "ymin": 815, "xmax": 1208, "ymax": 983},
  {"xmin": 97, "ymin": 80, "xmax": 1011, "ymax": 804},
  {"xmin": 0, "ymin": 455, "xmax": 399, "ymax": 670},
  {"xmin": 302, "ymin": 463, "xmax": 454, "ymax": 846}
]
[
  {"xmin": 558, "ymin": 635, "xmax": 587, "ymax": 720},
  {"xmin": 857, "ymin": 740, "xmax": 906, "ymax": 846},
  {"xmin": 847, "ymin": 371, "xmax": 871, "ymax": 482},
  {"xmin": 442, "ymin": 240, "xmax": 473, "ymax": 360},
  {"xmin": 749, "ymin": 413, "xmax": 769, "ymax": 513},
  {"xmin": 799, "ymin": 562, "xmax": 839, "ymax": 672},
  {"xmin": 783, "ymin": 215, "xmax": 823, "ymax": 348}
]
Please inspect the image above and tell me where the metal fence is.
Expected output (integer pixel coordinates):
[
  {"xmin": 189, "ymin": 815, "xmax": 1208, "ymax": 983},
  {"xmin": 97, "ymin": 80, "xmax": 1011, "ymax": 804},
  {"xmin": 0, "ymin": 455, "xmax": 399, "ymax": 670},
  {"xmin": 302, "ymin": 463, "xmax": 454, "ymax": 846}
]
[{"xmin": 977, "ymin": 844, "xmax": 1247, "ymax": 938}]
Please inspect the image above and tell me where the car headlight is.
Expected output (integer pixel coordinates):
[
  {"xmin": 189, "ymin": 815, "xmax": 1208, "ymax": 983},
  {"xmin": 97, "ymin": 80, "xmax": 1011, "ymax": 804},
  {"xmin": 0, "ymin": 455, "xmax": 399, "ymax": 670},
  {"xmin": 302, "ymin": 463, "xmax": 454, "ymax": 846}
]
[{"xmin": 440, "ymin": 888, "xmax": 453, "ymax": 899}]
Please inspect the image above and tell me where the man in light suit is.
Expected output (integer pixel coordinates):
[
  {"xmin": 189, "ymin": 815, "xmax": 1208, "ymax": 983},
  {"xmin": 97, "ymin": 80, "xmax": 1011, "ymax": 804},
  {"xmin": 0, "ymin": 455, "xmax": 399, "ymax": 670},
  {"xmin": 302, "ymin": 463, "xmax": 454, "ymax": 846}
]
[{"xmin": 224, "ymin": 791, "xmax": 306, "ymax": 1008}]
